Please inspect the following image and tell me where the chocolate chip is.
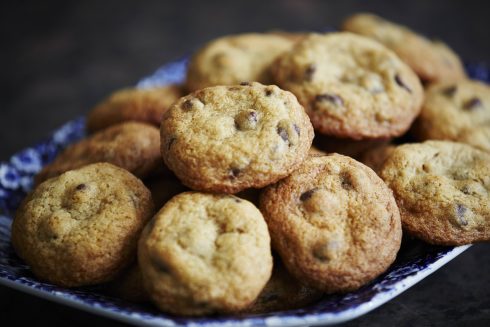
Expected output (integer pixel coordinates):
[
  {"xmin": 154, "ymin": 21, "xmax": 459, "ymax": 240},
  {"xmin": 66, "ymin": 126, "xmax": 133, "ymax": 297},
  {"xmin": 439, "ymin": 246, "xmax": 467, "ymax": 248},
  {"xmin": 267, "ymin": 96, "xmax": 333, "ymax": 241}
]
[
  {"xmin": 340, "ymin": 173, "xmax": 353, "ymax": 190},
  {"xmin": 234, "ymin": 198, "xmax": 242, "ymax": 203},
  {"xmin": 315, "ymin": 93, "xmax": 343, "ymax": 106},
  {"xmin": 229, "ymin": 168, "xmax": 241, "ymax": 179},
  {"xmin": 304, "ymin": 64, "xmax": 316, "ymax": 81},
  {"xmin": 441, "ymin": 85, "xmax": 457, "ymax": 97},
  {"xmin": 300, "ymin": 188, "xmax": 318, "ymax": 201},
  {"xmin": 293, "ymin": 124, "xmax": 301, "ymax": 136},
  {"xmin": 265, "ymin": 89, "xmax": 273, "ymax": 96},
  {"xmin": 235, "ymin": 110, "xmax": 258, "ymax": 130},
  {"xmin": 463, "ymin": 97, "xmax": 482, "ymax": 110},
  {"xmin": 456, "ymin": 204, "xmax": 468, "ymax": 226},
  {"xmin": 277, "ymin": 126, "xmax": 289, "ymax": 141},
  {"xmin": 182, "ymin": 99, "xmax": 193, "ymax": 110},
  {"xmin": 75, "ymin": 184, "xmax": 86, "ymax": 191},
  {"xmin": 460, "ymin": 186, "xmax": 471, "ymax": 195},
  {"xmin": 312, "ymin": 243, "xmax": 330, "ymax": 262},
  {"xmin": 395, "ymin": 74, "xmax": 412, "ymax": 93},
  {"xmin": 240, "ymin": 81, "xmax": 251, "ymax": 86}
]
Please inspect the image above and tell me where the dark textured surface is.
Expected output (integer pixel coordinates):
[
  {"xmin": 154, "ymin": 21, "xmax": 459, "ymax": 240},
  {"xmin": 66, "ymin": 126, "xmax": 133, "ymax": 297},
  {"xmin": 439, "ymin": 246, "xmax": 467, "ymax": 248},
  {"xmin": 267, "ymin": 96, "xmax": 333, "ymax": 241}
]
[{"xmin": 1, "ymin": 0, "xmax": 489, "ymax": 326}]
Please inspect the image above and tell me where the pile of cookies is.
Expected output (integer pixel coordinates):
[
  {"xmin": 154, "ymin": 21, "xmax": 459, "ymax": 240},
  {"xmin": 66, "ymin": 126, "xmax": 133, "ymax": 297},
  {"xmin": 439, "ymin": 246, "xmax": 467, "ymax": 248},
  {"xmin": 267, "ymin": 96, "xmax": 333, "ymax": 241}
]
[{"xmin": 11, "ymin": 13, "xmax": 490, "ymax": 316}]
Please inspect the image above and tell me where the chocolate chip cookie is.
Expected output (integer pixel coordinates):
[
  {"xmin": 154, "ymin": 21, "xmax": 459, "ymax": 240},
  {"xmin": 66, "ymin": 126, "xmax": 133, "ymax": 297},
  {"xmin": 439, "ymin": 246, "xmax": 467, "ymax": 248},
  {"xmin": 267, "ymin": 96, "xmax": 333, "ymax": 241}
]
[
  {"xmin": 186, "ymin": 33, "xmax": 296, "ymax": 91},
  {"xmin": 161, "ymin": 82, "xmax": 314, "ymax": 193},
  {"xmin": 35, "ymin": 122, "xmax": 161, "ymax": 184},
  {"xmin": 260, "ymin": 154, "xmax": 402, "ymax": 293},
  {"xmin": 412, "ymin": 79, "xmax": 490, "ymax": 152},
  {"xmin": 138, "ymin": 192, "xmax": 273, "ymax": 315},
  {"xmin": 272, "ymin": 32, "xmax": 423, "ymax": 139},
  {"xmin": 87, "ymin": 85, "xmax": 184, "ymax": 132},
  {"xmin": 342, "ymin": 13, "xmax": 466, "ymax": 83},
  {"xmin": 380, "ymin": 141, "xmax": 490, "ymax": 245},
  {"xmin": 12, "ymin": 163, "xmax": 154, "ymax": 287}
]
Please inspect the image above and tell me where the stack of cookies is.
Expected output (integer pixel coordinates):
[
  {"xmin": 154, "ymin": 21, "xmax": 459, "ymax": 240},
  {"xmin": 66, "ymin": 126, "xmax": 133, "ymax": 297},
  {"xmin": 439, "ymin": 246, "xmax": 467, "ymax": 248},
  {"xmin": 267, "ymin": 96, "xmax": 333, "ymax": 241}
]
[{"xmin": 11, "ymin": 12, "xmax": 489, "ymax": 317}]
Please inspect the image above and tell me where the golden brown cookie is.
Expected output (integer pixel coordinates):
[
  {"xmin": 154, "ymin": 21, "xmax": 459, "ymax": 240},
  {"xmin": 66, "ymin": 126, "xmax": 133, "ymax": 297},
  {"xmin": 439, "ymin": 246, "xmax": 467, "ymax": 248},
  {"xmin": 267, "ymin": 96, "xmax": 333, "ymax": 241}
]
[
  {"xmin": 272, "ymin": 32, "xmax": 423, "ymax": 140},
  {"xmin": 342, "ymin": 13, "xmax": 466, "ymax": 83},
  {"xmin": 12, "ymin": 163, "xmax": 154, "ymax": 287},
  {"xmin": 35, "ymin": 122, "xmax": 162, "ymax": 184},
  {"xmin": 411, "ymin": 79, "xmax": 490, "ymax": 152},
  {"xmin": 186, "ymin": 33, "xmax": 296, "ymax": 91},
  {"xmin": 380, "ymin": 141, "xmax": 490, "ymax": 245},
  {"xmin": 161, "ymin": 82, "xmax": 314, "ymax": 193},
  {"xmin": 86, "ymin": 85, "xmax": 184, "ymax": 132},
  {"xmin": 240, "ymin": 258, "xmax": 323, "ymax": 314},
  {"xmin": 260, "ymin": 154, "xmax": 402, "ymax": 293},
  {"xmin": 138, "ymin": 192, "xmax": 273, "ymax": 315}
]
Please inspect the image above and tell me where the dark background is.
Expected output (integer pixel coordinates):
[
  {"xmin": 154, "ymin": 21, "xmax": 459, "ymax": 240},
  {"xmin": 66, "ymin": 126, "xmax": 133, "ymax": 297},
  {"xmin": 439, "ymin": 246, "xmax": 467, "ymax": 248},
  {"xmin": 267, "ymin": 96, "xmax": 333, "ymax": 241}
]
[{"xmin": 1, "ymin": 0, "xmax": 489, "ymax": 326}]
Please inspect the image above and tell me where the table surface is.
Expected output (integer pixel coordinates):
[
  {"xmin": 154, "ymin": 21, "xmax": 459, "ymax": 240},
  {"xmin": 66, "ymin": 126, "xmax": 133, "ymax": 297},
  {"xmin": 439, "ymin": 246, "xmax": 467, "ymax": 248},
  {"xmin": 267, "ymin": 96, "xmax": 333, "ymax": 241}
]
[{"xmin": 1, "ymin": 1, "xmax": 489, "ymax": 326}]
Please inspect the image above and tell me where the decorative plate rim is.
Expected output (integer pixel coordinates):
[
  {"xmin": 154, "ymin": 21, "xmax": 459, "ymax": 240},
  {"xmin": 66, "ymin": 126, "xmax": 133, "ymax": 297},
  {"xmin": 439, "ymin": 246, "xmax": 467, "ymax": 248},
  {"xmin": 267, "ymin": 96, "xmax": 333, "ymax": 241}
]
[{"xmin": 0, "ymin": 55, "xmax": 488, "ymax": 327}]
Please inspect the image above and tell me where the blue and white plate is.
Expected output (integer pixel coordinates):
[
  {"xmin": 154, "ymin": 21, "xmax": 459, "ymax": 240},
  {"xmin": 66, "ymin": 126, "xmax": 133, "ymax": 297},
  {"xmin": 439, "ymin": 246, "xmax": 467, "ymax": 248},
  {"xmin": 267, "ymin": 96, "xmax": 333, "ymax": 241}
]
[{"xmin": 0, "ymin": 57, "xmax": 488, "ymax": 327}]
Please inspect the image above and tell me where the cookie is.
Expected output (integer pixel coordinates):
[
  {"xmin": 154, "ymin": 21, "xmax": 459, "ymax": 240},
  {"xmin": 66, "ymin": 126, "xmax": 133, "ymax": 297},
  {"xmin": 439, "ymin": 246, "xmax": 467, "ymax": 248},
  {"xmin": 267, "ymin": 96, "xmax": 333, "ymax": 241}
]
[
  {"xmin": 107, "ymin": 264, "xmax": 150, "ymax": 303},
  {"xmin": 186, "ymin": 33, "xmax": 296, "ymax": 91},
  {"xmin": 86, "ymin": 85, "xmax": 184, "ymax": 132},
  {"xmin": 144, "ymin": 173, "xmax": 189, "ymax": 209},
  {"xmin": 272, "ymin": 32, "xmax": 423, "ymax": 139},
  {"xmin": 260, "ymin": 154, "xmax": 402, "ymax": 293},
  {"xmin": 342, "ymin": 13, "xmax": 466, "ymax": 83},
  {"xmin": 35, "ymin": 122, "xmax": 162, "ymax": 184},
  {"xmin": 314, "ymin": 134, "xmax": 390, "ymax": 159},
  {"xmin": 241, "ymin": 258, "xmax": 323, "ymax": 314},
  {"xmin": 359, "ymin": 144, "xmax": 396, "ymax": 173},
  {"xmin": 380, "ymin": 141, "xmax": 490, "ymax": 245},
  {"xmin": 11, "ymin": 163, "xmax": 154, "ymax": 287},
  {"xmin": 138, "ymin": 192, "xmax": 273, "ymax": 315},
  {"xmin": 412, "ymin": 79, "xmax": 490, "ymax": 152},
  {"xmin": 160, "ymin": 82, "xmax": 314, "ymax": 193}
]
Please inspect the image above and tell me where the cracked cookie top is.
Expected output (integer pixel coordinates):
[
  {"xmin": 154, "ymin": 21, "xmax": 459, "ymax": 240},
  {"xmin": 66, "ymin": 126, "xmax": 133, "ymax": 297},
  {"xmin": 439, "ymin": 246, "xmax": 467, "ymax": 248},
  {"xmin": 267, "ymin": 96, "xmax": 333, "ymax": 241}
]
[
  {"xmin": 138, "ymin": 192, "xmax": 272, "ymax": 315},
  {"xmin": 160, "ymin": 82, "xmax": 314, "ymax": 193},
  {"xmin": 272, "ymin": 32, "xmax": 423, "ymax": 139},
  {"xmin": 12, "ymin": 163, "xmax": 154, "ymax": 287},
  {"xmin": 260, "ymin": 154, "xmax": 401, "ymax": 293},
  {"xmin": 380, "ymin": 140, "xmax": 490, "ymax": 245}
]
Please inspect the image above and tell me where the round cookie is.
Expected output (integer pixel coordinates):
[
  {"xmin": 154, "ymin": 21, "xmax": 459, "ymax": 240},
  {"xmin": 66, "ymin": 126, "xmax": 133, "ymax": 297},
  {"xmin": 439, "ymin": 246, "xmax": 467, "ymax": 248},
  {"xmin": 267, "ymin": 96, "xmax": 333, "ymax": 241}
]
[
  {"xmin": 412, "ymin": 79, "xmax": 490, "ymax": 153},
  {"xmin": 35, "ymin": 122, "xmax": 162, "ymax": 184},
  {"xmin": 359, "ymin": 144, "xmax": 396, "ymax": 173},
  {"xmin": 272, "ymin": 32, "xmax": 423, "ymax": 139},
  {"xmin": 342, "ymin": 13, "xmax": 466, "ymax": 83},
  {"xmin": 241, "ymin": 258, "xmax": 323, "ymax": 314},
  {"xmin": 186, "ymin": 33, "xmax": 296, "ymax": 91},
  {"xmin": 12, "ymin": 163, "xmax": 154, "ymax": 287},
  {"xmin": 160, "ymin": 82, "xmax": 314, "ymax": 193},
  {"xmin": 138, "ymin": 192, "xmax": 273, "ymax": 315},
  {"xmin": 86, "ymin": 85, "xmax": 184, "ymax": 132},
  {"xmin": 260, "ymin": 154, "xmax": 402, "ymax": 293},
  {"xmin": 380, "ymin": 141, "xmax": 490, "ymax": 245}
]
